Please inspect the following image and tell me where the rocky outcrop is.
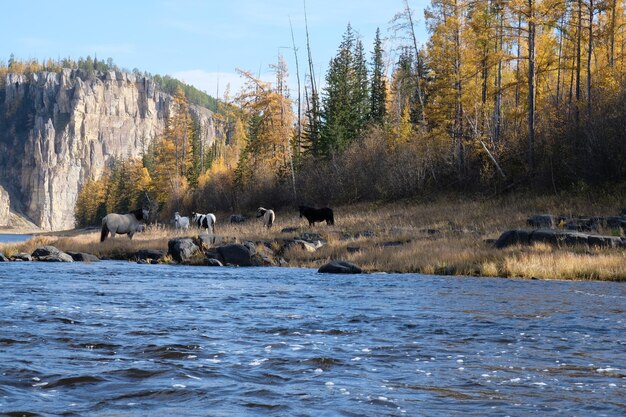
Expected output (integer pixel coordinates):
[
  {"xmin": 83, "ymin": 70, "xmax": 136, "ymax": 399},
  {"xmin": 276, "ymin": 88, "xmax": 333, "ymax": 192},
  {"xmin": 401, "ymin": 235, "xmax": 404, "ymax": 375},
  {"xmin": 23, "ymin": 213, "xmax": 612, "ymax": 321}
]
[
  {"xmin": 168, "ymin": 238, "xmax": 199, "ymax": 263},
  {"xmin": 0, "ymin": 70, "xmax": 224, "ymax": 230},
  {"xmin": 31, "ymin": 246, "xmax": 73, "ymax": 262},
  {"xmin": 495, "ymin": 229, "xmax": 626, "ymax": 249},
  {"xmin": 0, "ymin": 185, "xmax": 8, "ymax": 227}
]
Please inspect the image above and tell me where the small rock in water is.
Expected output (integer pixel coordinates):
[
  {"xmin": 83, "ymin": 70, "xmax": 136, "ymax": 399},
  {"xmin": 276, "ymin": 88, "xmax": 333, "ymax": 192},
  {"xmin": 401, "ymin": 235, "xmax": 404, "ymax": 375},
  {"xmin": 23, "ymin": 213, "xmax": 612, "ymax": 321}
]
[{"xmin": 318, "ymin": 260, "xmax": 362, "ymax": 274}]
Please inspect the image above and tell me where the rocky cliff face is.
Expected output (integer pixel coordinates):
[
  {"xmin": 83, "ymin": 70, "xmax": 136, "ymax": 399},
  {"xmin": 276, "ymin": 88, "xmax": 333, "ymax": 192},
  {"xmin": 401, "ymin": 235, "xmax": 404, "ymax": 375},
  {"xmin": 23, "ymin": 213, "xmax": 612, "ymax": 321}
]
[
  {"xmin": 0, "ymin": 69, "xmax": 224, "ymax": 230},
  {"xmin": 0, "ymin": 185, "xmax": 9, "ymax": 227}
]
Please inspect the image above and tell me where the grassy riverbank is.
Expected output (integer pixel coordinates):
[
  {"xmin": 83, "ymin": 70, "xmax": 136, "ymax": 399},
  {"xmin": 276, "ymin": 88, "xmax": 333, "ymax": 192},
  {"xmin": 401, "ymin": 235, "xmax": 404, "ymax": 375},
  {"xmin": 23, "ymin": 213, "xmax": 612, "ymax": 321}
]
[{"xmin": 2, "ymin": 193, "xmax": 625, "ymax": 281}]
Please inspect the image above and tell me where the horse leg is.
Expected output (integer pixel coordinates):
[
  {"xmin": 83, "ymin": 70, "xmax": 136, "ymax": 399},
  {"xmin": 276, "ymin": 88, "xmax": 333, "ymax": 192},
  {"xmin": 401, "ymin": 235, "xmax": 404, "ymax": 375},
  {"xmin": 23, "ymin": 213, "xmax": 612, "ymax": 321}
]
[{"xmin": 128, "ymin": 232, "xmax": 134, "ymax": 240}]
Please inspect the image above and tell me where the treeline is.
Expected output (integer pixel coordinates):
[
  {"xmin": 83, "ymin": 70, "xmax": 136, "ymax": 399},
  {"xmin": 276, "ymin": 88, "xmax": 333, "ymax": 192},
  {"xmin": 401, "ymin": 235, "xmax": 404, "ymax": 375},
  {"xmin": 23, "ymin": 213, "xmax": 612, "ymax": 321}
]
[
  {"xmin": 70, "ymin": 0, "xmax": 626, "ymax": 224},
  {"xmin": 195, "ymin": 0, "xmax": 626, "ymax": 215},
  {"xmin": 0, "ymin": 55, "xmax": 219, "ymax": 112}
]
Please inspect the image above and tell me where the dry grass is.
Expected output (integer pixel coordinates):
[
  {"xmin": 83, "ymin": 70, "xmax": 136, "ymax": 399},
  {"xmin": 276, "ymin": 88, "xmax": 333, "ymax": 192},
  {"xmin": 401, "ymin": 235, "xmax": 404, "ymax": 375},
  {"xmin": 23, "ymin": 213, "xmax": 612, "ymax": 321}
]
[{"xmin": 2, "ymin": 193, "xmax": 624, "ymax": 280}]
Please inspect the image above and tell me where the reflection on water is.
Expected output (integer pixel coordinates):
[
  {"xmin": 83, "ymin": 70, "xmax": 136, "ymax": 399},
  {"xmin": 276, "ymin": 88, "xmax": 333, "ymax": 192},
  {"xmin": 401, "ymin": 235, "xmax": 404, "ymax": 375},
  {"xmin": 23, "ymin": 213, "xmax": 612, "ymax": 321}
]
[{"xmin": 0, "ymin": 262, "xmax": 624, "ymax": 416}]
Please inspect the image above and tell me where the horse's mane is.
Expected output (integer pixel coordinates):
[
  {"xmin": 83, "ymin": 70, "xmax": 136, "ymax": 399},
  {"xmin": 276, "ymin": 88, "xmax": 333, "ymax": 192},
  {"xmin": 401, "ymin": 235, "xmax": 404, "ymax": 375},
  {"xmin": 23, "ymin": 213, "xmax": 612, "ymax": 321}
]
[{"xmin": 131, "ymin": 208, "xmax": 145, "ymax": 221}]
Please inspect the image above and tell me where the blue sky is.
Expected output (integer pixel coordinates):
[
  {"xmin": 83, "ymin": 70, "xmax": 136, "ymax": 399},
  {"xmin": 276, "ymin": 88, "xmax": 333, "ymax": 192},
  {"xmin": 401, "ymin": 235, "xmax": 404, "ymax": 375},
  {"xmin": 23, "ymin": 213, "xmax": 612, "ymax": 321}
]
[{"xmin": 1, "ymin": 0, "xmax": 429, "ymax": 98}]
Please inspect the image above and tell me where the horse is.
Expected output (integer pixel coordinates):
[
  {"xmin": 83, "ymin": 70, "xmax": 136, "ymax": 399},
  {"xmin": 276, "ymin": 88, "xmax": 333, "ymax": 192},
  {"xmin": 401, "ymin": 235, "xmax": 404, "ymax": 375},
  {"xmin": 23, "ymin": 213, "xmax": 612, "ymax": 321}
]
[
  {"xmin": 299, "ymin": 205, "xmax": 334, "ymax": 226},
  {"xmin": 192, "ymin": 211, "xmax": 216, "ymax": 234},
  {"xmin": 173, "ymin": 212, "xmax": 190, "ymax": 230},
  {"xmin": 100, "ymin": 208, "xmax": 149, "ymax": 242},
  {"xmin": 256, "ymin": 207, "xmax": 275, "ymax": 228}
]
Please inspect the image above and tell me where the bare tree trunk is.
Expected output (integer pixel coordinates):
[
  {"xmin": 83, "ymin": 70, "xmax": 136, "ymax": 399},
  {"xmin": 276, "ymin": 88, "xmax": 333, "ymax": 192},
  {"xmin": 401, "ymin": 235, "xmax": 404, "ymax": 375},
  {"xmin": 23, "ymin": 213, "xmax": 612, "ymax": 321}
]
[
  {"xmin": 528, "ymin": 0, "xmax": 536, "ymax": 175},
  {"xmin": 493, "ymin": 0, "xmax": 503, "ymax": 144},
  {"xmin": 289, "ymin": 17, "xmax": 302, "ymax": 157},
  {"xmin": 454, "ymin": 0, "xmax": 464, "ymax": 179},
  {"xmin": 587, "ymin": 0, "xmax": 593, "ymax": 121},
  {"xmin": 575, "ymin": 0, "xmax": 582, "ymax": 129},
  {"xmin": 402, "ymin": 0, "xmax": 426, "ymax": 125},
  {"xmin": 556, "ymin": 14, "xmax": 565, "ymax": 107},
  {"xmin": 515, "ymin": 16, "xmax": 521, "ymax": 109},
  {"xmin": 609, "ymin": 0, "xmax": 616, "ymax": 67}
]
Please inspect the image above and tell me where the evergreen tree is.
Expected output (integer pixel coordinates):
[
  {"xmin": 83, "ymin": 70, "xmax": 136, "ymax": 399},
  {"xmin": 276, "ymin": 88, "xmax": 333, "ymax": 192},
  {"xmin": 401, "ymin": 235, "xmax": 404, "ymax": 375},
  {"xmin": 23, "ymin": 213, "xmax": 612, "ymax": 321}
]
[
  {"xmin": 370, "ymin": 28, "xmax": 387, "ymax": 126},
  {"xmin": 320, "ymin": 23, "xmax": 369, "ymax": 155}
]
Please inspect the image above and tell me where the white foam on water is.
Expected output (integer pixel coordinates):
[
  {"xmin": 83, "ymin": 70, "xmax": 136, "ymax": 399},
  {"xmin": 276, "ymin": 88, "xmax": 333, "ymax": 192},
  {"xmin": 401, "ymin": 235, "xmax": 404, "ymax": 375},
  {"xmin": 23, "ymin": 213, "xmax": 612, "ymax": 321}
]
[
  {"xmin": 172, "ymin": 384, "xmax": 186, "ymax": 389},
  {"xmin": 314, "ymin": 368, "xmax": 323, "ymax": 374},
  {"xmin": 325, "ymin": 381, "xmax": 334, "ymax": 387},
  {"xmin": 457, "ymin": 359, "xmax": 464, "ymax": 363},
  {"xmin": 206, "ymin": 357, "xmax": 221, "ymax": 363},
  {"xmin": 32, "ymin": 382, "xmax": 48, "ymax": 387},
  {"xmin": 187, "ymin": 355, "xmax": 197, "ymax": 359},
  {"xmin": 361, "ymin": 348, "xmax": 371, "ymax": 352},
  {"xmin": 352, "ymin": 357, "xmax": 362, "ymax": 361},
  {"xmin": 597, "ymin": 367, "xmax": 619, "ymax": 373},
  {"xmin": 532, "ymin": 382, "xmax": 547, "ymax": 386},
  {"xmin": 185, "ymin": 374, "xmax": 201, "ymax": 380},
  {"xmin": 249, "ymin": 358, "xmax": 268, "ymax": 366}
]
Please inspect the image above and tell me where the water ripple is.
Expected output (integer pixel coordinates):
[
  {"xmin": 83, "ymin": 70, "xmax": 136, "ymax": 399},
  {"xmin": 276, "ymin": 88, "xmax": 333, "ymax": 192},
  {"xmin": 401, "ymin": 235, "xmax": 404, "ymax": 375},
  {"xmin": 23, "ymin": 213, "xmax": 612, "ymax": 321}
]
[{"xmin": 0, "ymin": 262, "xmax": 624, "ymax": 416}]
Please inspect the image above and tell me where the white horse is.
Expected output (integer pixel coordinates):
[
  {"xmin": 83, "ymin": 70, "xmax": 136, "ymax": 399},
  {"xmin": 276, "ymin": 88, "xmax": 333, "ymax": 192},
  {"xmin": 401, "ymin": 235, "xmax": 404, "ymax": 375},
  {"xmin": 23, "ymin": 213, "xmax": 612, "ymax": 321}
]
[
  {"xmin": 173, "ymin": 212, "xmax": 190, "ymax": 230},
  {"xmin": 192, "ymin": 211, "xmax": 216, "ymax": 234},
  {"xmin": 101, "ymin": 208, "xmax": 149, "ymax": 242},
  {"xmin": 256, "ymin": 207, "xmax": 275, "ymax": 228}
]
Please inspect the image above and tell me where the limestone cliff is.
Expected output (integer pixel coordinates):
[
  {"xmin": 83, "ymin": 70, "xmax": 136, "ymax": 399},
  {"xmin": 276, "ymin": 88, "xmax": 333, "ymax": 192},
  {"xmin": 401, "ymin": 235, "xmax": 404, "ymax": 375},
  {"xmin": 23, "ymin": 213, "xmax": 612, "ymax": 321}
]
[
  {"xmin": 0, "ymin": 69, "xmax": 224, "ymax": 230},
  {"xmin": 0, "ymin": 185, "xmax": 9, "ymax": 227}
]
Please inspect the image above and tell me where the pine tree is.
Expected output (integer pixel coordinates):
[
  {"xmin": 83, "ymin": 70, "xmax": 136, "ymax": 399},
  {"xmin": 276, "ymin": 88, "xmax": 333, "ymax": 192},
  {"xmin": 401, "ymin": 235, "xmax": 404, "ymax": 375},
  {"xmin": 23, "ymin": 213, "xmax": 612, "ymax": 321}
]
[{"xmin": 370, "ymin": 28, "xmax": 387, "ymax": 126}]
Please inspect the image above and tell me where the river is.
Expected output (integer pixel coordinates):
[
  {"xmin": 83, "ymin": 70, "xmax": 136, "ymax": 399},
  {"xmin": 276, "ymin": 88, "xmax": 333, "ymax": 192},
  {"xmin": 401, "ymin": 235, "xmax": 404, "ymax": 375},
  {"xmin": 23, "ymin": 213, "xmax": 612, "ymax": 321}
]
[{"xmin": 0, "ymin": 262, "xmax": 624, "ymax": 416}]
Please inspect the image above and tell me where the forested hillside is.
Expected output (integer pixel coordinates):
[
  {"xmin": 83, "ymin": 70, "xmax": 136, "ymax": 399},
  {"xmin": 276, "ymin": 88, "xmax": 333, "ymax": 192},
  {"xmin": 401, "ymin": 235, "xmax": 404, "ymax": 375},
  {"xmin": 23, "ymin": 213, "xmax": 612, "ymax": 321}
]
[{"xmin": 5, "ymin": 0, "xmax": 626, "ymax": 228}]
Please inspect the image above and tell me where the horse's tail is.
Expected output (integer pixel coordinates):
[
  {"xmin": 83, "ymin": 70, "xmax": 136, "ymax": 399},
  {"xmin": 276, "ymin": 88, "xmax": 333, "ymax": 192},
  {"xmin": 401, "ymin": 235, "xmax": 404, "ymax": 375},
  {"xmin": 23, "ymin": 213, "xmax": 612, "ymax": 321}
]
[
  {"xmin": 100, "ymin": 218, "xmax": 109, "ymax": 242},
  {"xmin": 267, "ymin": 211, "xmax": 275, "ymax": 228}
]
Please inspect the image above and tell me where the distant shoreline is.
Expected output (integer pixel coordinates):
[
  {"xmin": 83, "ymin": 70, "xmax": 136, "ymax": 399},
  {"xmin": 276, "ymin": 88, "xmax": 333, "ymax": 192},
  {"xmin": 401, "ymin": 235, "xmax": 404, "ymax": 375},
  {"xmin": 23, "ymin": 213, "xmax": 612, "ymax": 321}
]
[{"xmin": 1, "ymin": 195, "xmax": 624, "ymax": 281}]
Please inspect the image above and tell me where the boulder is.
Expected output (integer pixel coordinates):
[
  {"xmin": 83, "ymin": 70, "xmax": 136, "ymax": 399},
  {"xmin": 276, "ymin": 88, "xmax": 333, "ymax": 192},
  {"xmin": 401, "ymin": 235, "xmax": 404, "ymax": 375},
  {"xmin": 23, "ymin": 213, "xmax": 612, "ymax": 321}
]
[
  {"xmin": 0, "ymin": 253, "xmax": 9, "ymax": 262},
  {"xmin": 299, "ymin": 232, "xmax": 322, "ymax": 242},
  {"xmin": 318, "ymin": 260, "xmax": 362, "ymax": 274},
  {"xmin": 494, "ymin": 229, "xmax": 531, "ymax": 248},
  {"xmin": 168, "ymin": 238, "xmax": 199, "ymax": 263},
  {"xmin": 31, "ymin": 246, "xmax": 73, "ymax": 262},
  {"xmin": 195, "ymin": 234, "xmax": 231, "ymax": 249},
  {"xmin": 565, "ymin": 218, "xmax": 600, "ymax": 232},
  {"xmin": 11, "ymin": 253, "xmax": 32, "ymax": 262},
  {"xmin": 495, "ymin": 229, "xmax": 626, "ymax": 249},
  {"xmin": 229, "ymin": 214, "xmax": 247, "ymax": 224},
  {"xmin": 216, "ymin": 244, "xmax": 254, "ymax": 266},
  {"xmin": 294, "ymin": 239, "xmax": 318, "ymax": 252},
  {"xmin": 205, "ymin": 258, "xmax": 223, "ymax": 267},
  {"xmin": 133, "ymin": 249, "xmax": 164, "ymax": 261},
  {"xmin": 527, "ymin": 214, "xmax": 555, "ymax": 228},
  {"xmin": 66, "ymin": 251, "xmax": 100, "ymax": 262},
  {"xmin": 280, "ymin": 239, "xmax": 318, "ymax": 253},
  {"xmin": 587, "ymin": 235, "xmax": 624, "ymax": 248}
]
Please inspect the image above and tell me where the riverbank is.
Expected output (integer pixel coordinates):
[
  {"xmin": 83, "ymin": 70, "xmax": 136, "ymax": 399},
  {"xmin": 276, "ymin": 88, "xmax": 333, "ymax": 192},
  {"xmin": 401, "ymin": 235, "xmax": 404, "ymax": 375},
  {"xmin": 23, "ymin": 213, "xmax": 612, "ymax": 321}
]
[{"xmin": 1, "ymin": 193, "xmax": 625, "ymax": 280}]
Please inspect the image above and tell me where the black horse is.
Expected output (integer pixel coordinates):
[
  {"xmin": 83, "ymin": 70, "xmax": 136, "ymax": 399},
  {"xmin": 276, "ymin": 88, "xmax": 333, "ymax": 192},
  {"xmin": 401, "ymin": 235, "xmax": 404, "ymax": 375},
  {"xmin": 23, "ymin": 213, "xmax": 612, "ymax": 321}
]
[{"xmin": 299, "ymin": 205, "xmax": 334, "ymax": 226}]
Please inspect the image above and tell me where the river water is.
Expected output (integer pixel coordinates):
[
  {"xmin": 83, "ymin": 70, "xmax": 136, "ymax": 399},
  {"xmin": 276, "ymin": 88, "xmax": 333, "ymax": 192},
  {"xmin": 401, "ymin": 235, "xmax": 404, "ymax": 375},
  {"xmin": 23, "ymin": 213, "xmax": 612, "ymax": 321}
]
[
  {"xmin": 0, "ymin": 262, "xmax": 624, "ymax": 416},
  {"xmin": 0, "ymin": 234, "xmax": 32, "ymax": 244}
]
